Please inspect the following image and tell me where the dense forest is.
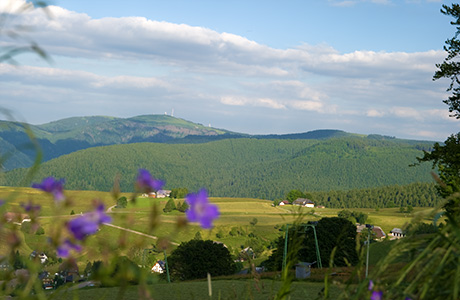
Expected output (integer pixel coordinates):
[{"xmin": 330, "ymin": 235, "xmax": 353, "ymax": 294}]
[
  {"xmin": 0, "ymin": 115, "xmax": 241, "ymax": 170},
  {"xmin": 310, "ymin": 182, "xmax": 441, "ymax": 208},
  {"xmin": 1, "ymin": 137, "xmax": 436, "ymax": 202},
  {"xmin": 0, "ymin": 114, "xmax": 427, "ymax": 171}
]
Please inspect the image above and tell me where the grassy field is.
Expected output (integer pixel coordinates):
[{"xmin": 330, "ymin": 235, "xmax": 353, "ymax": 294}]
[
  {"xmin": 0, "ymin": 187, "xmax": 433, "ymax": 271},
  {"xmin": 56, "ymin": 279, "xmax": 343, "ymax": 300}
]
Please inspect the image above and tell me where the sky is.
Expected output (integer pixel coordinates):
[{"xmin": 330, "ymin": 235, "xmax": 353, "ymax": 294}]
[{"xmin": 0, "ymin": 0, "xmax": 459, "ymax": 141}]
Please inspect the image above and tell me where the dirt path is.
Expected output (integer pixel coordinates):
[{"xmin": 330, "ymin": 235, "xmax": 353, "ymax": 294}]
[{"xmin": 102, "ymin": 222, "xmax": 179, "ymax": 246}]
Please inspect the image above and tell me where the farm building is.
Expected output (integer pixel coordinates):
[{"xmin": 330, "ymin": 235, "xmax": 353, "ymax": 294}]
[
  {"xmin": 356, "ymin": 224, "xmax": 386, "ymax": 240},
  {"xmin": 292, "ymin": 198, "xmax": 315, "ymax": 208},
  {"xmin": 151, "ymin": 260, "xmax": 165, "ymax": 273},
  {"xmin": 390, "ymin": 228, "xmax": 406, "ymax": 239}
]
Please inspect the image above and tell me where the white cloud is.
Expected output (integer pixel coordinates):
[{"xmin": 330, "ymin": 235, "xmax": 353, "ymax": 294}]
[
  {"xmin": 367, "ymin": 109, "xmax": 385, "ymax": 117},
  {"xmin": 0, "ymin": 1, "xmax": 455, "ymax": 141},
  {"xmin": 290, "ymin": 101, "xmax": 324, "ymax": 112},
  {"xmin": 390, "ymin": 107, "xmax": 423, "ymax": 120},
  {"xmin": 220, "ymin": 96, "xmax": 286, "ymax": 109}
]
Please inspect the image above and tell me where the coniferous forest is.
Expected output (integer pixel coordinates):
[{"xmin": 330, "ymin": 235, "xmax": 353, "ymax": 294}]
[{"xmin": 1, "ymin": 135, "xmax": 438, "ymax": 206}]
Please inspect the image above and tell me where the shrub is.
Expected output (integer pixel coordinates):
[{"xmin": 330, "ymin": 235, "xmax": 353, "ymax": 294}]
[
  {"xmin": 35, "ymin": 226, "xmax": 45, "ymax": 235},
  {"xmin": 264, "ymin": 217, "xmax": 358, "ymax": 270},
  {"xmin": 166, "ymin": 239, "xmax": 236, "ymax": 281},
  {"xmin": 117, "ymin": 196, "xmax": 128, "ymax": 208},
  {"xmin": 163, "ymin": 199, "xmax": 176, "ymax": 213},
  {"xmin": 177, "ymin": 201, "xmax": 189, "ymax": 212}
]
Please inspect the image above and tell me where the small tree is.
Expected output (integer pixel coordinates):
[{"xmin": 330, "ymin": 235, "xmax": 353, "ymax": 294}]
[
  {"xmin": 35, "ymin": 226, "xmax": 45, "ymax": 235},
  {"xmin": 117, "ymin": 196, "xmax": 128, "ymax": 209},
  {"xmin": 166, "ymin": 240, "xmax": 236, "ymax": 281},
  {"xmin": 264, "ymin": 217, "xmax": 358, "ymax": 270},
  {"xmin": 249, "ymin": 217, "xmax": 258, "ymax": 226},
  {"xmin": 406, "ymin": 205, "xmax": 414, "ymax": 214},
  {"xmin": 338, "ymin": 209, "xmax": 352, "ymax": 219},
  {"xmin": 163, "ymin": 199, "xmax": 176, "ymax": 213},
  {"xmin": 286, "ymin": 190, "xmax": 307, "ymax": 203},
  {"xmin": 170, "ymin": 188, "xmax": 189, "ymax": 199},
  {"xmin": 177, "ymin": 201, "xmax": 189, "ymax": 212},
  {"xmin": 193, "ymin": 231, "xmax": 202, "ymax": 240}
]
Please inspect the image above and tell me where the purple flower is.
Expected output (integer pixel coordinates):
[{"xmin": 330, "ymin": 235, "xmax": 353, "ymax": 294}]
[
  {"xmin": 20, "ymin": 201, "xmax": 41, "ymax": 213},
  {"xmin": 136, "ymin": 169, "xmax": 165, "ymax": 193},
  {"xmin": 57, "ymin": 239, "xmax": 82, "ymax": 258},
  {"xmin": 185, "ymin": 189, "xmax": 219, "ymax": 229},
  {"xmin": 67, "ymin": 204, "xmax": 111, "ymax": 240},
  {"xmin": 368, "ymin": 280, "xmax": 374, "ymax": 290},
  {"xmin": 370, "ymin": 291, "xmax": 383, "ymax": 300},
  {"xmin": 32, "ymin": 177, "xmax": 65, "ymax": 202}
]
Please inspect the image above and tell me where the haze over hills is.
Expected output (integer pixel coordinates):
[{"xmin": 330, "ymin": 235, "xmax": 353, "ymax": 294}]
[
  {"xmin": 0, "ymin": 114, "xmax": 439, "ymax": 201},
  {"xmin": 0, "ymin": 114, "xmax": 358, "ymax": 171}
]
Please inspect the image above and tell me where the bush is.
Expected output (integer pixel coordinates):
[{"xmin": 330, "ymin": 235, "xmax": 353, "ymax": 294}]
[
  {"xmin": 170, "ymin": 187, "xmax": 189, "ymax": 199},
  {"xmin": 163, "ymin": 199, "xmax": 176, "ymax": 213},
  {"xmin": 117, "ymin": 196, "xmax": 128, "ymax": 208},
  {"xmin": 264, "ymin": 217, "xmax": 358, "ymax": 270},
  {"xmin": 177, "ymin": 201, "xmax": 189, "ymax": 212},
  {"xmin": 35, "ymin": 226, "xmax": 45, "ymax": 235},
  {"xmin": 166, "ymin": 239, "xmax": 236, "ymax": 281},
  {"xmin": 338, "ymin": 209, "xmax": 367, "ymax": 224}
]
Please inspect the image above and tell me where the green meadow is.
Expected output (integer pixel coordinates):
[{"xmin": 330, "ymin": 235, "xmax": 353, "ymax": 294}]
[
  {"xmin": 0, "ymin": 187, "xmax": 430, "ymax": 267},
  {"xmin": 0, "ymin": 186, "xmax": 439, "ymax": 299}
]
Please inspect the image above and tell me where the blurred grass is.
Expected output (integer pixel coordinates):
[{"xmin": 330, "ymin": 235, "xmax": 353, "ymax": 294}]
[{"xmin": 56, "ymin": 279, "xmax": 343, "ymax": 300}]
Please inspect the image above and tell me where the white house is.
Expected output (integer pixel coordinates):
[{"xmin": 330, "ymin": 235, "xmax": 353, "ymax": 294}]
[
  {"xmin": 30, "ymin": 251, "xmax": 48, "ymax": 264},
  {"xmin": 292, "ymin": 198, "xmax": 315, "ymax": 208},
  {"xmin": 390, "ymin": 228, "xmax": 405, "ymax": 239},
  {"xmin": 156, "ymin": 190, "xmax": 171, "ymax": 198},
  {"xmin": 151, "ymin": 260, "xmax": 165, "ymax": 274},
  {"xmin": 356, "ymin": 225, "xmax": 386, "ymax": 240}
]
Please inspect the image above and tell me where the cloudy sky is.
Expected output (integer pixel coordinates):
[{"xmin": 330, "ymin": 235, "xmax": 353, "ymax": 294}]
[{"xmin": 0, "ymin": 0, "xmax": 459, "ymax": 141}]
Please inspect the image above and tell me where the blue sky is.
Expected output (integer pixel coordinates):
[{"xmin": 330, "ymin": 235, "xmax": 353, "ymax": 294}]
[{"xmin": 1, "ymin": 0, "xmax": 459, "ymax": 141}]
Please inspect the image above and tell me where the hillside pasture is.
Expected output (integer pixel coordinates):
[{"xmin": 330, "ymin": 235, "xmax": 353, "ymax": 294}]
[{"xmin": 0, "ymin": 187, "xmax": 436, "ymax": 270}]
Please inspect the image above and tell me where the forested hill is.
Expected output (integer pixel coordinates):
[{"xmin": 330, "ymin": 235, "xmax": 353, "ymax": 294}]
[
  {"xmin": 1, "ymin": 137, "xmax": 436, "ymax": 201},
  {"xmin": 0, "ymin": 114, "xmax": 357, "ymax": 170}
]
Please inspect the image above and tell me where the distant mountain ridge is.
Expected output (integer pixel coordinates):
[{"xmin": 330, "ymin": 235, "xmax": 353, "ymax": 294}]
[
  {"xmin": 0, "ymin": 114, "xmax": 439, "ymax": 199},
  {"xmin": 0, "ymin": 114, "xmax": 360, "ymax": 170}
]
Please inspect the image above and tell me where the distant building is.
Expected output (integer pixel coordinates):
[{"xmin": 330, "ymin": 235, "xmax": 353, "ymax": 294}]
[
  {"xmin": 30, "ymin": 251, "xmax": 48, "ymax": 264},
  {"xmin": 147, "ymin": 190, "xmax": 171, "ymax": 198},
  {"xmin": 292, "ymin": 198, "xmax": 315, "ymax": 208},
  {"xmin": 156, "ymin": 190, "xmax": 171, "ymax": 198},
  {"xmin": 356, "ymin": 225, "xmax": 386, "ymax": 240},
  {"xmin": 390, "ymin": 228, "xmax": 405, "ymax": 239},
  {"xmin": 4, "ymin": 212, "xmax": 30, "ymax": 223},
  {"xmin": 151, "ymin": 260, "xmax": 165, "ymax": 274}
]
